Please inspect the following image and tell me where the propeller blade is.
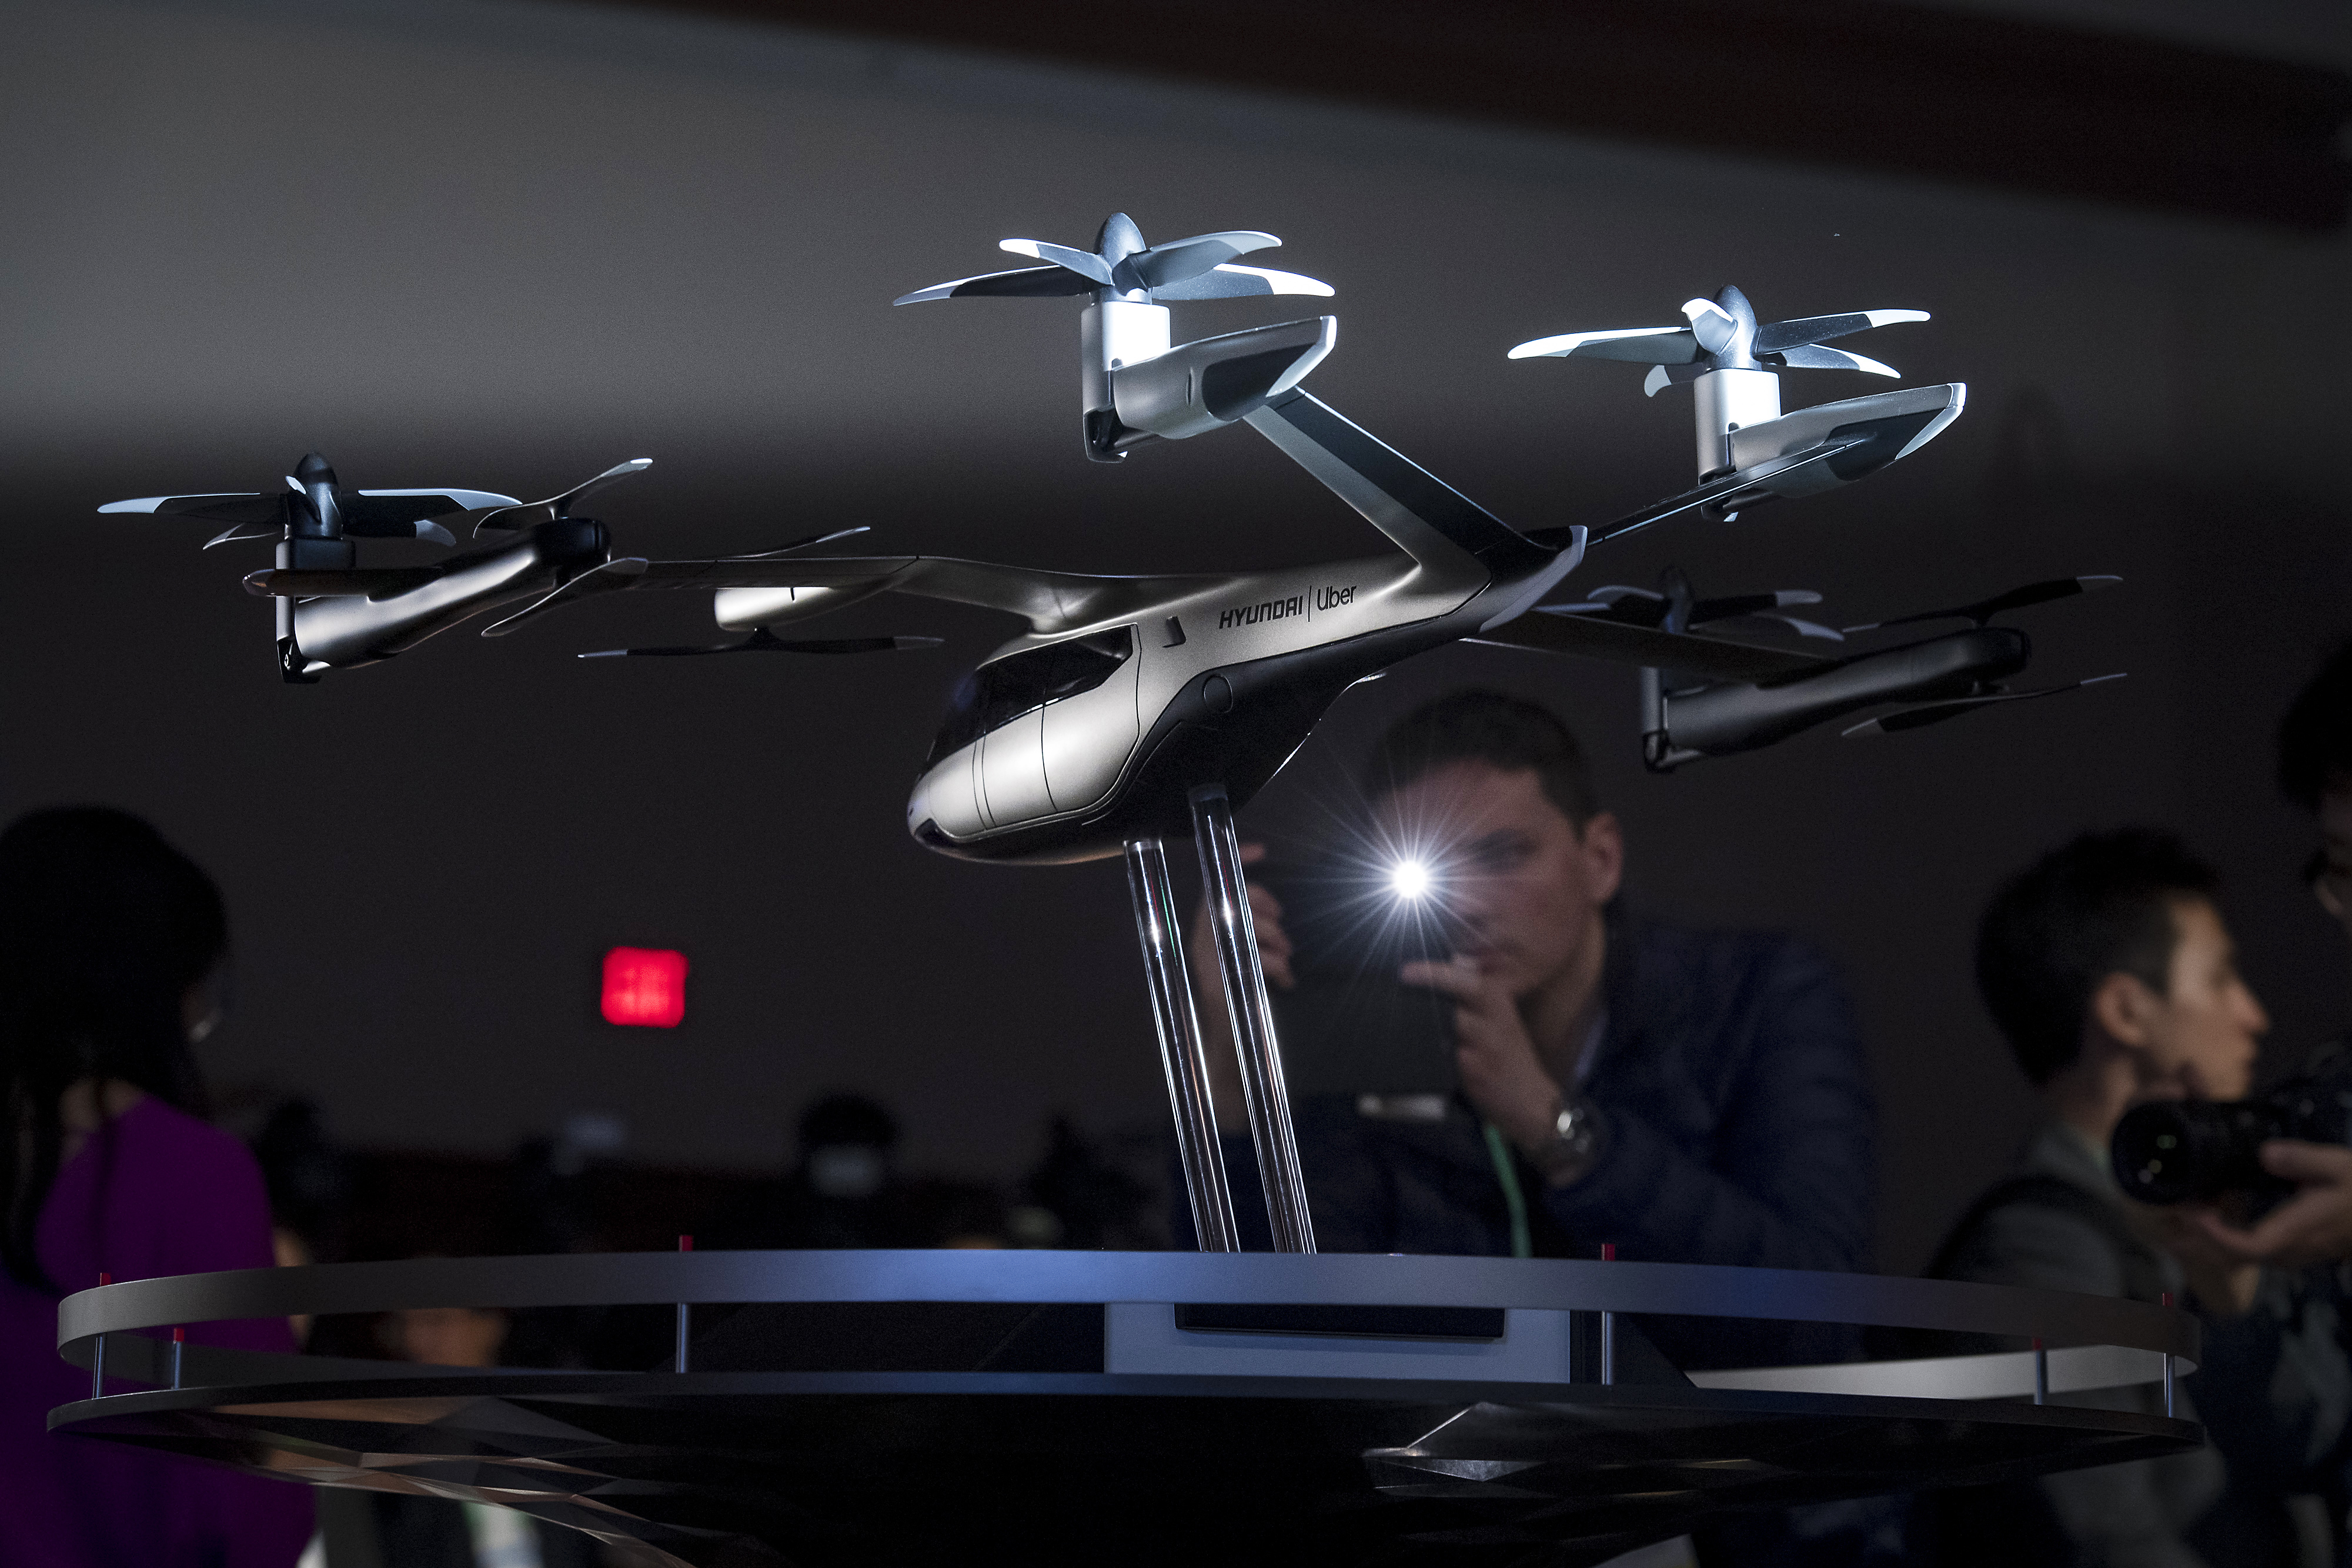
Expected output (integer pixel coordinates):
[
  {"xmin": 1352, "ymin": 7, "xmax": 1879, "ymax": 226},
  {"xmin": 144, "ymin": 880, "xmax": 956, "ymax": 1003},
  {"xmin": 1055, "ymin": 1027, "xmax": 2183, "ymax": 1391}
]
[
  {"xmin": 580, "ymin": 630, "xmax": 943, "ymax": 658},
  {"xmin": 998, "ymin": 238, "xmax": 1114, "ymax": 283},
  {"xmin": 1772, "ymin": 344, "xmax": 1898, "ymax": 376},
  {"xmin": 203, "ymin": 521, "xmax": 282, "ymax": 549},
  {"xmin": 1151, "ymin": 264, "xmax": 1334, "ymax": 300},
  {"xmin": 473, "ymin": 459, "xmax": 650, "ymax": 535},
  {"xmin": 1682, "ymin": 298, "xmax": 1739, "ymax": 356},
  {"xmin": 102, "ymin": 493, "xmax": 288, "ymax": 525},
  {"xmin": 1095, "ymin": 212, "xmax": 1147, "ymax": 265},
  {"xmin": 724, "ymin": 525, "xmax": 873, "ymax": 559},
  {"xmin": 1536, "ymin": 600, "xmax": 1663, "ymax": 628},
  {"xmin": 1130, "ymin": 230, "xmax": 1280, "ymax": 289},
  {"xmin": 480, "ymin": 557, "xmax": 649, "ymax": 637},
  {"xmin": 1690, "ymin": 590, "xmax": 1822, "ymax": 624},
  {"xmin": 1703, "ymin": 611, "xmax": 1845, "ymax": 643},
  {"xmin": 1753, "ymin": 309, "xmax": 1929, "ymax": 355},
  {"xmin": 1842, "ymin": 673, "xmax": 2126, "ymax": 737},
  {"xmin": 348, "ymin": 488, "xmax": 523, "ymax": 540},
  {"xmin": 1846, "ymin": 574, "xmax": 2122, "ymax": 633},
  {"xmin": 893, "ymin": 266, "xmax": 1100, "ymax": 305},
  {"xmin": 1508, "ymin": 326, "xmax": 1697, "ymax": 363},
  {"xmin": 242, "ymin": 566, "xmax": 443, "ymax": 599},
  {"xmin": 1643, "ymin": 362, "xmax": 1710, "ymax": 396}
]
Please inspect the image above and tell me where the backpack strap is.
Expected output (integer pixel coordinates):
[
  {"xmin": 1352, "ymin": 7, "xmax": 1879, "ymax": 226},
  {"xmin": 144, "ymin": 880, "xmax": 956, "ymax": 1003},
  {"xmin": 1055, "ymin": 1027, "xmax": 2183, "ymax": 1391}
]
[{"xmin": 1929, "ymin": 1172, "xmax": 2166, "ymax": 1303}]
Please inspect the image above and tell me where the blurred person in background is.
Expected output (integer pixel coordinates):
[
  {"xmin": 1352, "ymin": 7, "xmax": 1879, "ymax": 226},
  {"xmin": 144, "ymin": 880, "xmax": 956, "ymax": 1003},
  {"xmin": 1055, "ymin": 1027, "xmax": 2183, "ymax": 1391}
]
[
  {"xmin": 1916, "ymin": 829, "xmax": 2347, "ymax": 1568},
  {"xmin": 704, "ymin": 1094, "xmax": 922, "ymax": 1250},
  {"xmin": 2187, "ymin": 643, "xmax": 2352, "ymax": 1271},
  {"xmin": 0, "ymin": 806, "xmax": 313, "ymax": 1567},
  {"xmin": 249, "ymin": 1098, "xmax": 352, "ymax": 1346},
  {"xmin": 1190, "ymin": 693, "xmax": 1875, "ymax": 1370},
  {"xmin": 302, "ymin": 1295, "xmax": 600, "ymax": 1568}
]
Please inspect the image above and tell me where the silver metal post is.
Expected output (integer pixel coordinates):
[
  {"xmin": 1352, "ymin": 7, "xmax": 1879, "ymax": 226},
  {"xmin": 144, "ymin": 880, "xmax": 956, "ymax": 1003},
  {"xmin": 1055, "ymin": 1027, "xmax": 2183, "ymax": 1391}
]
[
  {"xmin": 91, "ymin": 1272, "xmax": 109, "ymax": 1400},
  {"xmin": 1124, "ymin": 837, "xmax": 1240, "ymax": 1252},
  {"xmin": 674, "ymin": 1234, "xmax": 693, "ymax": 1373},
  {"xmin": 2032, "ymin": 1338, "xmax": 2047, "ymax": 1405},
  {"xmin": 2159, "ymin": 1292, "xmax": 2174, "ymax": 1417},
  {"xmin": 1599, "ymin": 1242, "xmax": 1617, "ymax": 1386},
  {"xmin": 1187, "ymin": 785, "xmax": 1315, "ymax": 1253},
  {"xmin": 169, "ymin": 1327, "xmax": 184, "ymax": 1390}
]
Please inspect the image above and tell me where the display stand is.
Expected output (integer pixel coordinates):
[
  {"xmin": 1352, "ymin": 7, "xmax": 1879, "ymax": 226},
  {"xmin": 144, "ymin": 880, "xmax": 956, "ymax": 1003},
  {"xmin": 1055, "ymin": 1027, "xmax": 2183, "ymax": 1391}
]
[
  {"xmin": 1121, "ymin": 835, "xmax": 1238, "ymax": 1251},
  {"xmin": 1120, "ymin": 783, "xmax": 1316, "ymax": 1255},
  {"xmin": 54, "ymin": 1249, "xmax": 2198, "ymax": 1568},
  {"xmin": 1187, "ymin": 784, "xmax": 1315, "ymax": 1253}
]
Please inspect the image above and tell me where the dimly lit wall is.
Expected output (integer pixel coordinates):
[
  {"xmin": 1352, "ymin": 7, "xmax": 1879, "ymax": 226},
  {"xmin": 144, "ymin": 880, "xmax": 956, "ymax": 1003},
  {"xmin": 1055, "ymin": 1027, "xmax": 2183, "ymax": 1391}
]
[{"xmin": 3, "ymin": 0, "xmax": 2346, "ymax": 1270}]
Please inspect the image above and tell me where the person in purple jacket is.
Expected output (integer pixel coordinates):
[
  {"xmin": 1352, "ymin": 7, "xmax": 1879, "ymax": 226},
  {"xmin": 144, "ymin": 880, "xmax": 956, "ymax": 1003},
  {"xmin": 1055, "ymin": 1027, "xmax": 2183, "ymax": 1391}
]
[{"xmin": 0, "ymin": 807, "xmax": 313, "ymax": 1568}]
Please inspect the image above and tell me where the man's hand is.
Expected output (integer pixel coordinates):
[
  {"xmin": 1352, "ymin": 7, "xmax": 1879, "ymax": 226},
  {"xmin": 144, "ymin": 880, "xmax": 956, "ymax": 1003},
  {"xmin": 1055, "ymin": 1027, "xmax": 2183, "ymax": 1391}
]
[
  {"xmin": 2134, "ymin": 1205, "xmax": 2261, "ymax": 1318},
  {"xmin": 1188, "ymin": 843, "xmax": 1291, "ymax": 1132},
  {"xmin": 1188, "ymin": 841, "xmax": 1294, "ymax": 995},
  {"xmin": 1401, "ymin": 956, "xmax": 1560, "ymax": 1151},
  {"xmin": 2193, "ymin": 1140, "xmax": 2352, "ymax": 1268}
]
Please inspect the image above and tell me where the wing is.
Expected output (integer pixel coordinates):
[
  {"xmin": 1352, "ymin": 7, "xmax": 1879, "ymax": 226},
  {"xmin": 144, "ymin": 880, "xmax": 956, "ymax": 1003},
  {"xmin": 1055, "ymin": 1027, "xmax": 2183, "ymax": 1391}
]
[
  {"xmin": 478, "ymin": 553, "xmax": 1232, "ymax": 638},
  {"xmin": 1523, "ymin": 437, "xmax": 1870, "ymax": 553},
  {"xmin": 1468, "ymin": 612, "xmax": 1832, "ymax": 683}
]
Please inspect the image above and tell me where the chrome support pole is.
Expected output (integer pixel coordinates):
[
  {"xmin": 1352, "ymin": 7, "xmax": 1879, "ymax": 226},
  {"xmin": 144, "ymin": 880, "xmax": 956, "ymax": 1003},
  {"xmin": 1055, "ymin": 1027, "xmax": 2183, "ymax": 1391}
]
[
  {"xmin": 169, "ymin": 1327, "xmax": 185, "ymax": 1390},
  {"xmin": 2159, "ymin": 1292, "xmax": 2175, "ymax": 1417},
  {"xmin": 90, "ymin": 1335, "xmax": 105, "ymax": 1400},
  {"xmin": 2032, "ymin": 1339, "xmax": 2048, "ymax": 1405},
  {"xmin": 1125, "ymin": 837, "xmax": 1239, "ymax": 1252},
  {"xmin": 674, "ymin": 1235, "xmax": 694, "ymax": 1373},
  {"xmin": 1187, "ymin": 785, "xmax": 1315, "ymax": 1253}
]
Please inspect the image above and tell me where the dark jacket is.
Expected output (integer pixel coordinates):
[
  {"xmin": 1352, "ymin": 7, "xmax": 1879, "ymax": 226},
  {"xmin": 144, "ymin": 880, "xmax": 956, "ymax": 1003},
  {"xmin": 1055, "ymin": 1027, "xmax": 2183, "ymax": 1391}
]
[
  {"xmin": 1202, "ymin": 906, "xmax": 1876, "ymax": 1369},
  {"xmin": 1919, "ymin": 1121, "xmax": 2350, "ymax": 1568}
]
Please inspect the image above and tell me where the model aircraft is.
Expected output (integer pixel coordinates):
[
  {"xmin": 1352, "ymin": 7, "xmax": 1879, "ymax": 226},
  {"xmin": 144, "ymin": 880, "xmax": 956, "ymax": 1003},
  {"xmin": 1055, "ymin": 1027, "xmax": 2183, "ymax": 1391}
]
[
  {"xmin": 1535, "ymin": 569, "xmax": 2126, "ymax": 769},
  {"xmin": 350, "ymin": 214, "xmax": 2019, "ymax": 864},
  {"xmin": 101, "ymin": 454, "xmax": 907, "ymax": 681}
]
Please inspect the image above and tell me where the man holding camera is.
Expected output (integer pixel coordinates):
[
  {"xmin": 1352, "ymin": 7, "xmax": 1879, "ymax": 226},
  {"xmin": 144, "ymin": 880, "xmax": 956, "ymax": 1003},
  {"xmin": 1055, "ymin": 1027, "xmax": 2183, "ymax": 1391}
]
[
  {"xmin": 1921, "ymin": 829, "xmax": 2347, "ymax": 1567},
  {"xmin": 2181, "ymin": 644, "xmax": 2352, "ymax": 1273},
  {"xmin": 1188, "ymin": 690, "xmax": 1875, "ymax": 1371}
]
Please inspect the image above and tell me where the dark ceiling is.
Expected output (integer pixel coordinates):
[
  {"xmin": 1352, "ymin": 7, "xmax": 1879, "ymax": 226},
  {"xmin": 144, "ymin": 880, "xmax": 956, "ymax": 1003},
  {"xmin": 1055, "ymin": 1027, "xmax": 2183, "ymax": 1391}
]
[{"xmin": 624, "ymin": 0, "xmax": 2352, "ymax": 231}]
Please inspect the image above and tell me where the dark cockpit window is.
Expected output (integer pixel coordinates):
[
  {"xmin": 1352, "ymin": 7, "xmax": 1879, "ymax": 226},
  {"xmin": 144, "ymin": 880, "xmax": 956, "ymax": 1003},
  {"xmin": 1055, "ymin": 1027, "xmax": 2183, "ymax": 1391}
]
[{"xmin": 926, "ymin": 626, "xmax": 1135, "ymax": 767}]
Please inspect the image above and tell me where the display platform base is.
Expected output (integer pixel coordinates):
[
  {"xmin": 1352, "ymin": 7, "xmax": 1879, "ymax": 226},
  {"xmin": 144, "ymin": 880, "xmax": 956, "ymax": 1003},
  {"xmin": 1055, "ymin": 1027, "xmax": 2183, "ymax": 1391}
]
[{"xmin": 50, "ymin": 1251, "xmax": 2201, "ymax": 1567}]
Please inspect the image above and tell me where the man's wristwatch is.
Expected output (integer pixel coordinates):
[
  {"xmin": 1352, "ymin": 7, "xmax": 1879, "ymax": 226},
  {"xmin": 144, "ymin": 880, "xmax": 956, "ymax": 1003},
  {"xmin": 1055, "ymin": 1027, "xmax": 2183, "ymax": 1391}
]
[{"xmin": 1525, "ymin": 1094, "xmax": 1602, "ymax": 1188}]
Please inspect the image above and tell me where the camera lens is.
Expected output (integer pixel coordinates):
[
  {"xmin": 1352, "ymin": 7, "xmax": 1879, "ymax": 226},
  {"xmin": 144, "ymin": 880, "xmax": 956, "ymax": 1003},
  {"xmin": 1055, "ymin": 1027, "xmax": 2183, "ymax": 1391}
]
[{"xmin": 2112, "ymin": 1100, "xmax": 2276, "ymax": 1204}]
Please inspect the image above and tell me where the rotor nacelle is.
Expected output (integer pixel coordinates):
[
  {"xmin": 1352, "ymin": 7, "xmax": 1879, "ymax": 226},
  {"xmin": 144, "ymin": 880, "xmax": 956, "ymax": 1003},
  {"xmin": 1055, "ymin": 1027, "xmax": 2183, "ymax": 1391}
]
[
  {"xmin": 897, "ymin": 211, "xmax": 1337, "ymax": 463},
  {"xmin": 1511, "ymin": 286, "xmax": 1939, "ymax": 486}
]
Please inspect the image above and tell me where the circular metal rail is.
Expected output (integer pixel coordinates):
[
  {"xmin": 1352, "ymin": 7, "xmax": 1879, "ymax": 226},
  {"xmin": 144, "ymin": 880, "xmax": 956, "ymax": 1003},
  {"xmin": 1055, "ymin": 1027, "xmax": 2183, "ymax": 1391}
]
[{"xmin": 51, "ymin": 1251, "xmax": 2201, "ymax": 1568}]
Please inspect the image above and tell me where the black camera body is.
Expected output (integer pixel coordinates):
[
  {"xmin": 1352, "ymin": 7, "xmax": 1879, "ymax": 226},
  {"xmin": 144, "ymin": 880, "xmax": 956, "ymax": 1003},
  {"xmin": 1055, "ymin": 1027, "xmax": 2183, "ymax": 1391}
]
[
  {"xmin": 2111, "ymin": 1065, "xmax": 2352, "ymax": 1205},
  {"xmin": 1257, "ymin": 854, "xmax": 1458, "ymax": 1098}
]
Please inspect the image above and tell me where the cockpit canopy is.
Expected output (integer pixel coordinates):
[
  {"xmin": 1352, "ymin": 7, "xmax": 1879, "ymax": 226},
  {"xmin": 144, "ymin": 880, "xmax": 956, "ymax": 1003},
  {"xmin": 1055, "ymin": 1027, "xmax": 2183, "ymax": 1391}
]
[{"xmin": 926, "ymin": 627, "xmax": 1137, "ymax": 767}]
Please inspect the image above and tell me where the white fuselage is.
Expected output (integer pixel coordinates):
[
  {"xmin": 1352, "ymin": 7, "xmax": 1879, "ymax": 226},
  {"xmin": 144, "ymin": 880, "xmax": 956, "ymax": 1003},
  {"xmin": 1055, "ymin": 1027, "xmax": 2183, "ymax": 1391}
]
[{"xmin": 904, "ymin": 550, "xmax": 1483, "ymax": 850}]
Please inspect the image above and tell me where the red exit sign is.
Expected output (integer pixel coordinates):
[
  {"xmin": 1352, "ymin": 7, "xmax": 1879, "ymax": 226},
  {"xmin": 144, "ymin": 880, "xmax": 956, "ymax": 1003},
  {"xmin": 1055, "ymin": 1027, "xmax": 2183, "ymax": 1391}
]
[{"xmin": 602, "ymin": 948, "xmax": 688, "ymax": 1028}]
